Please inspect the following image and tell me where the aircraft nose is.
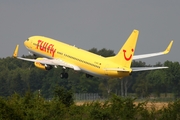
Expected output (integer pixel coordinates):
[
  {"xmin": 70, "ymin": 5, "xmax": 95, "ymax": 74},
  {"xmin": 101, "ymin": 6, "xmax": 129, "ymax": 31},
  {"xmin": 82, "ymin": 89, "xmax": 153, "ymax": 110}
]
[
  {"xmin": 24, "ymin": 40, "xmax": 28, "ymax": 46},
  {"xmin": 24, "ymin": 39, "xmax": 29, "ymax": 48}
]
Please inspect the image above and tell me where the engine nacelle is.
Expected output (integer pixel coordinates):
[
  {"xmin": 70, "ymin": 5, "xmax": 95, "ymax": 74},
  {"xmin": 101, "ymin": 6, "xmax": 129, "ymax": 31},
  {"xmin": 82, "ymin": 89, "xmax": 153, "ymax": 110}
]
[{"xmin": 34, "ymin": 58, "xmax": 53, "ymax": 70}]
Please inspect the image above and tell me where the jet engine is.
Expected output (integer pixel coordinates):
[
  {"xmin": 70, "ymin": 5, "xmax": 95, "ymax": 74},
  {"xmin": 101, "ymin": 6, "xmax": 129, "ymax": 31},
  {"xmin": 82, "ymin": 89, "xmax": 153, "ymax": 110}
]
[{"xmin": 34, "ymin": 58, "xmax": 53, "ymax": 70}]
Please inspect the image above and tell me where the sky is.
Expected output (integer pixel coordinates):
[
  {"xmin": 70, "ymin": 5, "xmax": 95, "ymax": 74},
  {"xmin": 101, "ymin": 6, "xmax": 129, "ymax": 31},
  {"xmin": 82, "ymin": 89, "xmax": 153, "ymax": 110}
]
[{"xmin": 0, "ymin": 1, "xmax": 179, "ymax": 65}]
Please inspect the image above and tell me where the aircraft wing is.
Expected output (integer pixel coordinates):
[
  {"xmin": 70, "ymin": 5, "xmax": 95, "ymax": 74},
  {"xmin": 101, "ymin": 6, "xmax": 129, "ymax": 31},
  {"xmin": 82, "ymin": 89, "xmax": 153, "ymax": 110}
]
[
  {"xmin": 17, "ymin": 57, "xmax": 81, "ymax": 71},
  {"xmin": 13, "ymin": 45, "xmax": 81, "ymax": 71},
  {"xmin": 133, "ymin": 40, "xmax": 173, "ymax": 60}
]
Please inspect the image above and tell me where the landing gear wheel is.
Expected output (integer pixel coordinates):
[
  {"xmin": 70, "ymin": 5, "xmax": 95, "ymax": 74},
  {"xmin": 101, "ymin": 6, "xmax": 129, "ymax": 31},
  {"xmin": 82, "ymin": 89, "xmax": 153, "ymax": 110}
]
[
  {"xmin": 61, "ymin": 67, "xmax": 69, "ymax": 79},
  {"xmin": 64, "ymin": 73, "xmax": 68, "ymax": 79}
]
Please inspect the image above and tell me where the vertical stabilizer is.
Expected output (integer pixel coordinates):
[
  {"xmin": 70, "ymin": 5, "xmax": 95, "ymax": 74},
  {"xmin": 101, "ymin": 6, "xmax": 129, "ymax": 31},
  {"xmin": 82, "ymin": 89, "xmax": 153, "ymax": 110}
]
[
  {"xmin": 109, "ymin": 30, "xmax": 139, "ymax": 68},
  {"xmin": 13, "ymin": 45, "xmax": 19, "ymax": 58}
]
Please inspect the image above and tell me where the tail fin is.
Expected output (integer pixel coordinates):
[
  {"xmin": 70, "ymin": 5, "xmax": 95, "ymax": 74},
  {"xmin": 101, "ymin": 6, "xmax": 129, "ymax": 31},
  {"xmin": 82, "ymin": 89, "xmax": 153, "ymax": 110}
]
[
  {"xmin": 108, "ymin": 29, "xmax": 139, "ymax": 68},
  {"xmin": 13, "ymin": 45, "xmax": 19, "ymax": 58}
]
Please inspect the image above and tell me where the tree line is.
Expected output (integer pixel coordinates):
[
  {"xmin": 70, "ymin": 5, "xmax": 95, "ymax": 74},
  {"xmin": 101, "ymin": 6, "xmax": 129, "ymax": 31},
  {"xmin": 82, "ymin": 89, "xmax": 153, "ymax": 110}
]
[
  {"xmin": 1, "ymin": 89, "xmax": 180, "ymax": 120},
  {"xmin": 0, "ymin": 48, "xmax": 179, "ymax": 99}
]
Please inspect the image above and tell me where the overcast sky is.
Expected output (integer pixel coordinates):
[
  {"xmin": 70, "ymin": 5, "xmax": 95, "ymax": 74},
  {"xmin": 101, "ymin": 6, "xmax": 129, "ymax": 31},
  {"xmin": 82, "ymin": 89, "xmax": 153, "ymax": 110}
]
[{"xmin": 0, "ymin": 1, "xmax": 179, "ymax": 65}]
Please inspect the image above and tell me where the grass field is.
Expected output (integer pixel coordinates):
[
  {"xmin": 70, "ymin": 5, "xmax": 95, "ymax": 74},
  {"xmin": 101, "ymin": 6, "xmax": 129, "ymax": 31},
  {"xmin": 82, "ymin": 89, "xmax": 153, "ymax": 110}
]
[
  {"xmin": 75, "ymin": 101, "xmax": 169, "ymax": 110},
  {"xmin": 136, "ymin": 102, "xmax": 169, "ymax": 110},
  {"xmin": 75, "ymin": 93, "xmax": 174, "ymax": 110}
]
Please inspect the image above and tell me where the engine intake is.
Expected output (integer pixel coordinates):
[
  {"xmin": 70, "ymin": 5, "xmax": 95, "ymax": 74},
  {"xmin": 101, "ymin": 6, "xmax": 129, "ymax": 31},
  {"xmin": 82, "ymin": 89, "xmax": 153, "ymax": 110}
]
[{"xmin": 34, "ymin": 58, "xmax": 53, "ymax": 70}]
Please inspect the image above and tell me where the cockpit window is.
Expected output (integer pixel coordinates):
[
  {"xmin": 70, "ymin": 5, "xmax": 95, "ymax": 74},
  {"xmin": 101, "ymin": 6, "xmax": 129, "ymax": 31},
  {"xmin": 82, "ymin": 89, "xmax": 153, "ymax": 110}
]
[{"xmin": 27, "ymin": 39, "xmax": 29, "ymax": 41}]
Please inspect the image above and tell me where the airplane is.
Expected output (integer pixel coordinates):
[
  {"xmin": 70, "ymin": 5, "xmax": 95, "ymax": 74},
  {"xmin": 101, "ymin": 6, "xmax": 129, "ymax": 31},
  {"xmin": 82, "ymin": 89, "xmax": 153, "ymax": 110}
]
[{"xmin": 13, "ymin": 29, "xmax": 173, "ymax": 79}]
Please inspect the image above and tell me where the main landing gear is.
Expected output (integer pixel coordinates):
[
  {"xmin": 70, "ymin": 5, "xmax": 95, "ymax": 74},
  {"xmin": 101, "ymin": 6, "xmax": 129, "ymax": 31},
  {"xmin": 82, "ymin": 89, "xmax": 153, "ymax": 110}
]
[{"xmin": 60, "ymin": 67, "xmax": 69, "ymax": 79}]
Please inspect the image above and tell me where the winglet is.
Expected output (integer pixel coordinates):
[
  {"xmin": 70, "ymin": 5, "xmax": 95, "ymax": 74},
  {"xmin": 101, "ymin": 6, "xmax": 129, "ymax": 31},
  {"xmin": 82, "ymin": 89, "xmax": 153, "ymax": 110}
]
[
  {"xmin": 13, "ymin": 45, "xmax": 19, "ymax": 58},
  {"xmin": 163, "ymin": 40, "xmax": 173, "ymax": 54}
]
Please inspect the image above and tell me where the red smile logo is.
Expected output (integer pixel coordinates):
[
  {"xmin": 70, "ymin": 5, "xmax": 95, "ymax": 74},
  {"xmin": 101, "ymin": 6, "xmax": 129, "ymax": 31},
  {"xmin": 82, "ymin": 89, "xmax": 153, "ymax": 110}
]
[{"xmin": 123, "ymin": 49, "xmax": 134, "ymax": 61}]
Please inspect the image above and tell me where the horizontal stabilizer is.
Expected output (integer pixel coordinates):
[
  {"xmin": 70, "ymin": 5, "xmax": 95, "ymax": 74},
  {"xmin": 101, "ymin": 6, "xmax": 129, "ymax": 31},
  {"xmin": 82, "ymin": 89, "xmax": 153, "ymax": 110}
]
[{"xmin": 132, "ymin": 67, "xmax": 168, "ymax": 71}]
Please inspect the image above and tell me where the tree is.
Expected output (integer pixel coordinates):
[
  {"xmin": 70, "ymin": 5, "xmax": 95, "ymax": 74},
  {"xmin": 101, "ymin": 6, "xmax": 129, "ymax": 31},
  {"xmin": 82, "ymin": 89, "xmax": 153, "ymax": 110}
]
[
  {"xmin": 164, "ymin": 61, "xmax": 180, "ymax": 98},
  {"xmin": 146, "ymin": 70, "xmax": 167, "ymax": 97},
  {"xmin": 8, "ymin": 69, "xmax": 26, "ymax": 95},
  {"xmin": 99, "ymin": 78, "xmax": 119, "ymax": 97},
  {"xmin": 132, "ymin": 72, "xmax": 152, "ymax": 98},
  {"xmin": 123, "ymin": 76, "xmax": 133, "ymax": 96},
  {"xmin": 89, "ymin": 48, "xmax": 115, "ymax": 57},
  {"xmin": 54, "ymin": 86, "xmax": 74, "ymax": 107}
]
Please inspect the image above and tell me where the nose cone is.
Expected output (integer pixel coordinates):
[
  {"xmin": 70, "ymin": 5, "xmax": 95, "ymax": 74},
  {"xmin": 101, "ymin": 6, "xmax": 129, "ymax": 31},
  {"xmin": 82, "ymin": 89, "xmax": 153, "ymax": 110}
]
[
  {"xmin": 24, "ymin": 40, "xmax": 27, "ymax": 46},
  {"xmin": 24, "ymin": 40, "xmax": 28, "ymax": 47},
  {"xmin": 24, "ymin": 39, "xmax": 30, "ymax": 48}
]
